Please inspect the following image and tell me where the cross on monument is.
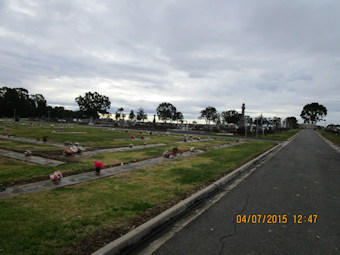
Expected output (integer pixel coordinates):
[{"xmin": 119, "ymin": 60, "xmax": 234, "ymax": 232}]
[{"xmin": 242, "ymin": 103, "xmax": 245, "ymax": 119}]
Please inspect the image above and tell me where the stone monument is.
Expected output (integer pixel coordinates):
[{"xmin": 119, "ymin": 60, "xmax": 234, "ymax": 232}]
[{"xmin": 239, "ymin": 103, "xmax": 245, "ymax": 127}]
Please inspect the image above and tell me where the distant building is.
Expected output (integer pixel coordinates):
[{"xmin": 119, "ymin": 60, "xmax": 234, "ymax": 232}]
[{"xmin": 299, "ymin": 123, "xmax": 317, "ymax": 129}]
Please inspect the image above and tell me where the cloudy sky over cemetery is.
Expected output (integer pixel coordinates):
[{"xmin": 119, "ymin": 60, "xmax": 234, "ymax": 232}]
[{"xmin": 1, "ymin": 0, "xmax": 339, "ymax": 124}]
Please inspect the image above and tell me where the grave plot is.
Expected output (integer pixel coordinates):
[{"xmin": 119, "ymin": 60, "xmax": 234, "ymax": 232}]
[
  {"xmin": 0, "ymin": 139, "xmax": 59, "ymax": 152},
  {"xmin": 0, "ymin": 149, "xmax": 65, "ymax": 167}
]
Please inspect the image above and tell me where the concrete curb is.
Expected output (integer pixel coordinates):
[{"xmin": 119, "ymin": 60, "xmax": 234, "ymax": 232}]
[
  {"xmin": 287, "ymin": 130, "xmax": 301, "ymax": 141},
  {"xmin": 314, "ymin": 131, "xmax": 340, "ymax": 154},
  {"xmin": 92, "ymin": 141, "xmax": 288, "ymax": 255},
  {"xmin": 0, "ymin": 148, "xmax": 66, "ymax": 166}
]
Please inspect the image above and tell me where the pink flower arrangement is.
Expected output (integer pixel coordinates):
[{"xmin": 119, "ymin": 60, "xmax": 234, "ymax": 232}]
[
  {"xmin": 50, "ymin": 171, "xmax": 63, "ymax": 182},
  {"xmin": 131, "ymin": 134, "xmax": 135, "ymax": 139},
  {"xmin": 24, "ymin": 150, "xmax": 32, "ymax": 156}
]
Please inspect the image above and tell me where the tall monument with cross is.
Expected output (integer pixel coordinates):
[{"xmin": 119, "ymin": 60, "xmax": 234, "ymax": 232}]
[{"xmin": 239, "ymin": 103, "xmax": 245, "ymax": 127}]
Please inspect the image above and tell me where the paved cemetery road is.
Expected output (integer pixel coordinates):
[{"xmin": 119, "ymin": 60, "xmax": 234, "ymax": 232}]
[{"xmin": 140, "ymin": 129, "xmax": 340, "ymax": 255}]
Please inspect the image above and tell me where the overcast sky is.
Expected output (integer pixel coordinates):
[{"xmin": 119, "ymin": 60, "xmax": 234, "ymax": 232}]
[{"xmin": 1, "ymin": 0, "xmax": 339, "ymax": 124}]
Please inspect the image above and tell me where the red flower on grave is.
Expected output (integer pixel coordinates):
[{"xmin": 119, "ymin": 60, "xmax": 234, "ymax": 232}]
[{"xmin": 94, "ymin": 161, "xmax": 104, "ymax": 169}]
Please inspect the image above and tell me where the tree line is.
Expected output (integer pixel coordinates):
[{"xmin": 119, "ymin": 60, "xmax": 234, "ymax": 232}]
[
  {"xmin": 0, "ymin": 88, "xmax": 185, "ymax": 123},
  {"xmin": 75, "ymin": 92, "xmax": 184, "ymax": 122},
  {"xmin": 0, "ymin": 87, "xmax": 76, "ymax": 119},
  {"xmin": 198, "ymin": 106, "xmax": 292, "ymax": 128},
  {"xmin": 1, "ymin": 87, "xmax": 327, "ymax": 126}
]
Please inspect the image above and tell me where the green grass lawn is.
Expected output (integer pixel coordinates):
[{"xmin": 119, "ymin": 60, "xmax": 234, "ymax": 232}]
[
  {"xmin": 319, "ymin": 130, "xmax": 340, "ymax": 145},
  {"xmin": 0, "ymin": 121, "xmax": 180, "ymax": 147},
  {"xmin": 0, "ymin": 139, "xmax": 57, "ymax": 152},
  {"xmin": 213, "ymin": 129, "xmax": 300, "ymax": 141},
  {"xmin": 259, "ymin": 129, "xmax": 300, "ymax": 140},
  {"xmin": 0, "ymin": 137, "xmax": 233, "ymax": 184},
  {"xmin": 0, "ymin": 140, "xmax": 275, "ymax": 255}
]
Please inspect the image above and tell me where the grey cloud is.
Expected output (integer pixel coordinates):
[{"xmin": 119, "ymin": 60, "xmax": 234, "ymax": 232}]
[{"xmin": 0, "ymin": 0, "xmax": 339, "ymax": 124}]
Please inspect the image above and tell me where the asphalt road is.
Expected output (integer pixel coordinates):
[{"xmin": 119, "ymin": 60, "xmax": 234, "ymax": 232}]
[{"xmin": 146, "ymin": 129, "xmax": 340, "ymax": 255}]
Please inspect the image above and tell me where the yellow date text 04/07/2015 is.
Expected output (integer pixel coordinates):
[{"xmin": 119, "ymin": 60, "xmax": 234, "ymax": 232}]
[{"xmin": 236, "ymin": 215, "xmax": 318, "ymax": 224}]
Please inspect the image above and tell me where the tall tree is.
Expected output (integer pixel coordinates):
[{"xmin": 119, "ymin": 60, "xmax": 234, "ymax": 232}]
[
  {"xmin": 300, "ymin": 102, "xmax": 327, "ymax": 124},
  {"xmin": 156, "ymin": 102, "xmax": 177, "ymax": 123},
  {"xmin": 75, "ymin": 91, "xmax": 111, "ymax": 118},
  {"xmin": 173, "ymin": 111, "xmax": 184, "ymax": 123},
  {"xmin": 221, "ymin": 110, "xmax": 240, "ymax": 124},
  {"xmin": 199, "ymin": 106, "xmax": 218, "ymax": 125},
  {"xmin": 129, "ymin": 110, "xmax": 135, "ymax": 121},
  {"xmin": 30, "ymin": 94, "xmax": 47, "ymax": 117},
  {"xmin": 256, "ymin": 115, "xmax": 269, "ymax": 126},
  {"xmin": 214, "ymin": 113, "xmax": 221, "ymax": 125},
  {"xmin": 270, "ymin": 117, "xmax": 281, "ymax": 129},
  {"xmin": 0, "ymin": 87, "xmax": 8, "ymax": 117},
  {"xmin": 0, "ymin": 87, "xmax": 32, "ymax": 117},
  {"xmin": 115, "ymin": 111, "xmax": 120, "ymax": 121},
  {"xmin": 136, "ymin": 108, "xmax": 147, "ymax": 122},
  {"xmin": 285, "ymin": 117, "xmax": 298, "ymax": 129},
  {"xmin": 118, "ymin": 107, "xmax": 124, "ymax": 120}
]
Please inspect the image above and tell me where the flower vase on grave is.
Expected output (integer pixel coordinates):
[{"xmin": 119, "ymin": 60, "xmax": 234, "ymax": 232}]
[
  {"xmin": 24, "ymin": 150, "xmax": 32, "ymax": 156},
  {"xmin": 50, "ymin": 171, "xmax": 63, "ymax": 184},
  {"xmin": 172, "ymin": 147, "xmax": 179, "ymax": 157},
  {"xmin": 0, "ymin": 183, "xmax": 6, "ymax": 192},
  {"xmin": 94, "ymin": 161, "xmax": 104, "ymax": 175},
  {"xmin": 95, "ymin": 167, "xmax": 101, "ymax": 175}
]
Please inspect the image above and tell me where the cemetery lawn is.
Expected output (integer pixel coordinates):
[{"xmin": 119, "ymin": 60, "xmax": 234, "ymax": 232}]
[
  {"xmin": 319, "ymin": 130, "xmax": 340, "ymax": 145},
  {"xmin": 259, "ymin": 129, "xmax": 300, "ymax": 140},
  {"xmin": 212, "ymin": 129, "xmax": 300, "ymax": 141},
  {"xmin": 0, "ymin": 140, "xmax": 275, "ymax": 255},
  {"xmin": 0, "ymin": 139, "xmax": 57, "ymax": 152},
  {"xmin": 0, "ymin": 139, "xmax": 232, "ymax": 185},
  {"xmin": 0, "ymin": 121, "xmax": 179, "ymax": 147}
]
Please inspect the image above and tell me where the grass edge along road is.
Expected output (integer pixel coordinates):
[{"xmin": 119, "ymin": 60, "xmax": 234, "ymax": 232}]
[
  {"xmin": 214, "ymin": 129, "xmax": 300, "ymax": 141},
  {"xmin": 0, "ymin": 141, "xmax": 275, "ymax": 255},
  {"xmin": 318, "ymin": 130, "xmax": 340, "ymax": 145}
]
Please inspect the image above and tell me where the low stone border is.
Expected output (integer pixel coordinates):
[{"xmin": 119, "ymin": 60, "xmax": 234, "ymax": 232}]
[
  {"xmin": 0, "ymin": 134, "xmax": 65, "ymax": 147},
  {"xmin": 113, "ymin": 138, "xmax": 152, "ymax": 141},
  {"xmin": 0, "ymin": 148, "xmax": 65, "ymax": 166},
  {"xmin": 71, "ymin": 143, "xmax": 166, "ymax": 158},
  {"xmin": 176, "ymin": 138, "xmax": 214, "ymax": 144},
  {"xmin": 54, "ymin": 132, "xmax": 87, "ymax": 134}
]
